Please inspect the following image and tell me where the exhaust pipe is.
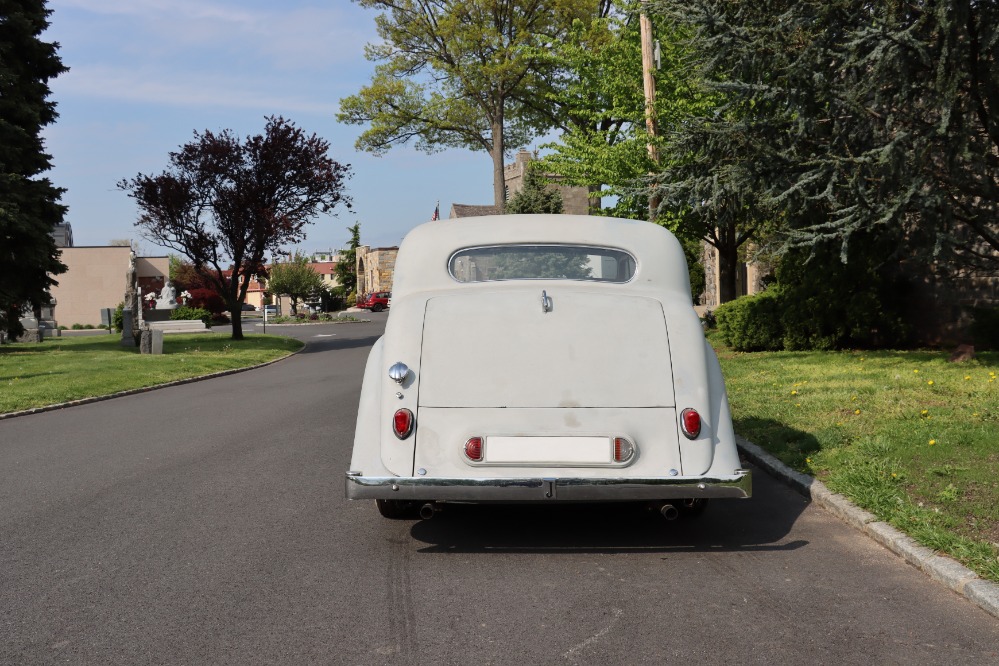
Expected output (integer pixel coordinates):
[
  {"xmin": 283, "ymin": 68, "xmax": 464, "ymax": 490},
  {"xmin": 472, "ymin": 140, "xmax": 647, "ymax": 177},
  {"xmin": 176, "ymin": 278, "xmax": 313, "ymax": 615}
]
[
  {"xmin": 419, "ymin": 502, "xmax": 437, "ymax": 520},
  {"xmin": 660, "ymin": 503, "xmax": 679, "ymax": 521}
]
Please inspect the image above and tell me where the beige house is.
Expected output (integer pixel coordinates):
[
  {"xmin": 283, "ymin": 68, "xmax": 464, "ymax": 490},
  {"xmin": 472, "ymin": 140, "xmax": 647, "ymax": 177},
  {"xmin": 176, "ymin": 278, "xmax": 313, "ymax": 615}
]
[{"xmin": 50, "ymin": 246, "xmax": 169, "ymax": 327}]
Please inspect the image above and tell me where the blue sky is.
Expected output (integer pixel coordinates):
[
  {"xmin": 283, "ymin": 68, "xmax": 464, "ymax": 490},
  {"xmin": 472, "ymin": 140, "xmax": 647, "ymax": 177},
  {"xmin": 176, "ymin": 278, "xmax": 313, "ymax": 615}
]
[{"xmin": 42, "ymin": 0, "xmax": 497, "ymax": 255}]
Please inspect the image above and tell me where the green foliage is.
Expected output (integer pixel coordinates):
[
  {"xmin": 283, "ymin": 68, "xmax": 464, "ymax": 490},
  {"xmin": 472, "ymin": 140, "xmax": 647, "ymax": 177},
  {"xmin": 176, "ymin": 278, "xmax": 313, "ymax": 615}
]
[
  {"xmin": 970, "ymin": 308, "xmax": 999, "ymax": 351},
  {"xmin": 170, "ymin": 306, "xmax": 211, "ymax": 326},
  {"xmin": 651, "ymin": 1, "xmax": 999, "ymax": 276},
  {"xmin": 113, "ymin": 302, "xmax": 124, "ymax": 333},
  {"xmin": 505, "ymin": 167, "xmax": 563, "ymax": 215},
  {"xmin": 334, "ymin": 223, "xmax": 361, "ymax": 297},
  {"xmin": 266, "ymin": 252, "xmax": 323, "ymax": 315},
  {"xmin": 339, "ymin": 0, "xmax": 599, "ymax": 206},
  {"xmin": 777, "ymin": 241, "xmax": 910, "ymax": 351},
  {"xmin": 0, "ymin": 0, "xmax": 69, "ymax": 339},
  {"xmin": 716, "ymin": 237, "xmax": 912, "ymax": 352},
  {"xmin": 715, "ymin": 290, "xmax": 783, "ymax": 352}
]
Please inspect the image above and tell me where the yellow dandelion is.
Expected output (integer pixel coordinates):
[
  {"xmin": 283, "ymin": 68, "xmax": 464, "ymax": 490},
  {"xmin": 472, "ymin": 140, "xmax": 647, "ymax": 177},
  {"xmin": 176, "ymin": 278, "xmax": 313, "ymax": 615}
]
[
  {"xmin": 891, "ymin": 473, "xmax": 897, "ymax": 478},
  {"xmin": 965, "ymin": 376, "xmax": 971, "ymax": 381},
  {"xmin": 927, "ymin": 380, "xmax": 934, "ymax": 386},
  {"xmin": 929, "ymin": 439, "xmax": 936, "ymax": 446},
  {"xmin": 914, "ymin": 369, "xmax": 919, "ymax": 374},
  {"xmin": 795, "ymin": 403, "xmax": 801, "ymax": 407},
  {"xmin": 806, "ymin": 458, "xmax": 812, "ymax": 464},
  {"xmin": 973, "ymin": 412, "xmax": 980, "ymax": 417},
  {"xmin": 851, "ymin": 396, "xmax": 857, "ymax": 402},
  {"xmin": 791, "ymin": 390, "xmax": 798, "ymax": 395},
  {"xmin": 854, "ymin": 409, "xmax": 861, "ymax": 415}
]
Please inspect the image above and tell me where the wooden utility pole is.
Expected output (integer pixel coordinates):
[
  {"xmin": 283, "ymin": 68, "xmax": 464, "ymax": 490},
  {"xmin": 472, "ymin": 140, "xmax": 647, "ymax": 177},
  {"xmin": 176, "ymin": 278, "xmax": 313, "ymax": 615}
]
[{"xmin": 640, "ymin": 1, "xmax": 660, "ymax": 222}]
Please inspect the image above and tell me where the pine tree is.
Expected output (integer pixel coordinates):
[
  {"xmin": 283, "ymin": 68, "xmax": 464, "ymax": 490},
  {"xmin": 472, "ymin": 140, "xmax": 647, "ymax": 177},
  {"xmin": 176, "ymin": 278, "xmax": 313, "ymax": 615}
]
[
  {"xmin": 506, "ymin": 166, "xmax": 563, "ymax": 215},
  {"xmin": 0, "ymin": 0, "xmax": 68, "ymax": 340}
]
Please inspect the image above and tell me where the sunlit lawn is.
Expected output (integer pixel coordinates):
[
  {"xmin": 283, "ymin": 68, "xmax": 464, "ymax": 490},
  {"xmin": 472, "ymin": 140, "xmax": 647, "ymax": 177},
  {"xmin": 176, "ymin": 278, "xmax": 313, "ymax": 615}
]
[
  {"xmin": 0, "ymin": 333, "xmax": 303, "ymax": 414},
  {"xmin": 710, "ymin": 331, "xmax": 999, "ymax": 582}
]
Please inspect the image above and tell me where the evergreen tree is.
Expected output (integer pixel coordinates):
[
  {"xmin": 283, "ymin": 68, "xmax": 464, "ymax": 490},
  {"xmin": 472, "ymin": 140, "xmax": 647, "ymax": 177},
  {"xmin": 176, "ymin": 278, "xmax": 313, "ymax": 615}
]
[
  {"xmin": 334, "ymin": 223, "xmax": 361, "ymax": 298},
  {"xmin": 0, "ymin": 0, "xmax": 68, "ymax": 340},
  {"xmin": 506, "ymin": 166, "xmax": 563, "ymax": 215},
  {"xmin": 649, "ymin": 0, "xmax": 999, "ymax": 282}
]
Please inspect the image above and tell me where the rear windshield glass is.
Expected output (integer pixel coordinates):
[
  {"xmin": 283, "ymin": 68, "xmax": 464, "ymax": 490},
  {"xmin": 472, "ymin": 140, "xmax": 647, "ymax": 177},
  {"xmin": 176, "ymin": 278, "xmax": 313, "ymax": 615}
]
[{"xmin": 449, "ymin": 245, "xmax": 636, "ymax": 283}]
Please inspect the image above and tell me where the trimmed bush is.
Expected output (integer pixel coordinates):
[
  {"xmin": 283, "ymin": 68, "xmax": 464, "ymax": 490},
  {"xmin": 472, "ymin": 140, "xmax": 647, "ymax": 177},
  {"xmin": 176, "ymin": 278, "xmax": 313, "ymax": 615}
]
[
  {"xmin": 113, "ymin": 302, "xmax": 124, "ymax": 333},
  {"xmin": 170, "ymin": 306, "xmax": 212, "ymax": 326},
  {"xmin": 970, "ymin": 307, "xmax": 999, "ymax": 350},
  {"xmin": 715, "ymin": 289, "xmax": 784, "ymax": 351}
]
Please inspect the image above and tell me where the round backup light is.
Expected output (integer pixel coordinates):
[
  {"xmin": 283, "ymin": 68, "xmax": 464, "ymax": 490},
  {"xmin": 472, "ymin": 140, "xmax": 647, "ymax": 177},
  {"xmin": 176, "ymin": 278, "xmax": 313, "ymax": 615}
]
[
  {"xmin": 393, "ymin": 408, "xmax": 414, "ymax": 439},
  {"xmin": 614, "ymin": 437, "xmax": 634, "ymax": 463},
  {"xmin": 680, "ymin": 408, "xmax": 701, "ymax": 439},
  {"xmin": 464, "ymin": 437, "xmax": 483, "ymax": 462}
]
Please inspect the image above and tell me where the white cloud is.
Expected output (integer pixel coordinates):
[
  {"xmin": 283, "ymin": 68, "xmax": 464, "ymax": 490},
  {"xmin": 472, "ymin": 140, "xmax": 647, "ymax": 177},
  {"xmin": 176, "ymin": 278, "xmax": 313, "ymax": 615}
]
[
  {"xmin": 51, "ymin": 0, "xmax": 374, "ymax": 69},
  {"xmin": 52, "ymin": 64, "xmax": 340, "ymax": 114}
]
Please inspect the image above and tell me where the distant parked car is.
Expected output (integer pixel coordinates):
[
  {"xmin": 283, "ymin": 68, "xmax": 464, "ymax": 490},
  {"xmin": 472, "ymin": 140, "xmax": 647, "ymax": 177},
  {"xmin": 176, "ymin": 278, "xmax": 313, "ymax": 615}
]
[
  {"xmin": 346, "ymin": 214, "xmax": 751, "ymax": 521},
  {"xmin": 240, "ymin": 303, "xmax": 257, "ymax": 311},
  {"xmin": 357, "ymin": 291, "xmax": 391, "ymax": 312}
]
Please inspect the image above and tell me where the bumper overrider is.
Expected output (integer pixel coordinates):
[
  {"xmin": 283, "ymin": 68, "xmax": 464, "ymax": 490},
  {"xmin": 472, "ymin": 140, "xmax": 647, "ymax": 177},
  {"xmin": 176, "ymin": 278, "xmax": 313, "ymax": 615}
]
[{"xmin": 345, "ymin": 469, "xmax": 751, "ymax": 502}]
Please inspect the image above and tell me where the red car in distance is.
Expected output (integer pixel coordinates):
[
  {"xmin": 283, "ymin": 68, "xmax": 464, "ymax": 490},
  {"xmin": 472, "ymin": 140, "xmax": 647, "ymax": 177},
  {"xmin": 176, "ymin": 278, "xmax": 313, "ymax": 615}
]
[{"xmin": 357, "ymin": 291, "xmax": 391, "ymax": 312}]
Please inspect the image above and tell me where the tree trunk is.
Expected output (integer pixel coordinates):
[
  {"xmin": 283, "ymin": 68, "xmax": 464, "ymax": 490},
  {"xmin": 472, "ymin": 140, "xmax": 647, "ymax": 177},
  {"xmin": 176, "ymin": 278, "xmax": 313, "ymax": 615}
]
[
  {"xmin": 491, "ymin": 110, "xmax": 506, "ymax": 211},
  {"xmin": 716, "ymin": 239, "xmax": 740, "ymax": 304}
]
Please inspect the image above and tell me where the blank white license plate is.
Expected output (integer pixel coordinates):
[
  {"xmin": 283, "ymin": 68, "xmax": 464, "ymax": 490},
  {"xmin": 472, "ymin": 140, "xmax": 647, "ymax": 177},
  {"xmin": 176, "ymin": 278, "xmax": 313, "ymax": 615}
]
[{"xmin": 485, "ymin": 436, "xmax": 612, "ymax": 465}]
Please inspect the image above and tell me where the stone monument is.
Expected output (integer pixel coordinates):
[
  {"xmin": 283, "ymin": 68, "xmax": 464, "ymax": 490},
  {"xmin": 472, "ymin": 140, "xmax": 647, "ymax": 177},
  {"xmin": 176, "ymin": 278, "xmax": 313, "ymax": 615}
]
[{"xmin": 121, "ymin": 251, "xmax": 139, "ymax": 347}]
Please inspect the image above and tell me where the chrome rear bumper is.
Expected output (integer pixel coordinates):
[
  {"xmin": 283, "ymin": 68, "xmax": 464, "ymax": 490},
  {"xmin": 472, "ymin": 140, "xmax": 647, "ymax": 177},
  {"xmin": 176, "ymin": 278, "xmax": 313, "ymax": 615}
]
[{"xmin": 345, "ymin": 469, "xmax": 751, "ymax": 502}]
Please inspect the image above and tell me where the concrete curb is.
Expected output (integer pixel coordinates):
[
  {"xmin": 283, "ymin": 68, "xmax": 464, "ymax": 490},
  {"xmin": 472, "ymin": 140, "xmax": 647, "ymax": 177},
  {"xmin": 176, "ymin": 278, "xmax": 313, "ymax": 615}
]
[
  {"xmin": 736, "ymin": 435, "xmax": 999, "ymax": 621},
  {"xmin": 0, "ymin": 346, "xmax": 302, "ymax": 422}
]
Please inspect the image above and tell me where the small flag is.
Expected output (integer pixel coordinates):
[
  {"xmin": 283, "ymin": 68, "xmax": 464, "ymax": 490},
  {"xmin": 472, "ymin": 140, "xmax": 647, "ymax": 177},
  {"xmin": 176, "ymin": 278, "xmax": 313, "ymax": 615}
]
[{"xmin": 431, "ymin": 201, "xmax": 439, "ymax": 221}]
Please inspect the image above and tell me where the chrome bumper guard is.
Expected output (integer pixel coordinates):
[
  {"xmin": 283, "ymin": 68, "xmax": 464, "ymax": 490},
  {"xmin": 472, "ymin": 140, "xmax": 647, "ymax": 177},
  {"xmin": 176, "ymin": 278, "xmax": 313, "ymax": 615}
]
[{"xmin": 345, "ymin": 469, "xmax": 751, "ymax": 501}]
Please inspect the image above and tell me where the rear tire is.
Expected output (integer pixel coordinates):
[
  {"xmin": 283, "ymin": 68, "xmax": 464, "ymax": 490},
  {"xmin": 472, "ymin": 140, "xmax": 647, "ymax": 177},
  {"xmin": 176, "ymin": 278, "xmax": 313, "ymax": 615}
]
[
  {"xmin": 376, "ymin": 499, "xmax": 418, "ymax": 519},
  {"xmin": 371, "ymin": 303, "xmax": 384, "ymax": 312}
]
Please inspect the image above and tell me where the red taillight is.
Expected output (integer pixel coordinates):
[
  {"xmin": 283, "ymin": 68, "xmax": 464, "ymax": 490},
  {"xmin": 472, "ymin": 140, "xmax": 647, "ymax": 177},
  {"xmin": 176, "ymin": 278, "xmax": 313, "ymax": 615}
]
[
  {"xmin": 613, "ymin": 437, "xmax": 634, "ymax": 462},
  {"xmin": 464, "ymin": 436, "xmax": 483, "ymax": 461},
  {"xmin": 393, "ymin": 408, "xmax": 414, "ymax": 439},
  {"xmin": 680, "ymin": 408, "xmax": 701, "ymax": 439}
]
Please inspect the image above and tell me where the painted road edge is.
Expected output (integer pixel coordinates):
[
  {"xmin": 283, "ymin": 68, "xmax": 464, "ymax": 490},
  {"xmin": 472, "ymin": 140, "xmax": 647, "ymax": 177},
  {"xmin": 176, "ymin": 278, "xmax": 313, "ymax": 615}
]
[{"xmin": 737, "ymin": 435, "xmax": 999, "ymax": 621}]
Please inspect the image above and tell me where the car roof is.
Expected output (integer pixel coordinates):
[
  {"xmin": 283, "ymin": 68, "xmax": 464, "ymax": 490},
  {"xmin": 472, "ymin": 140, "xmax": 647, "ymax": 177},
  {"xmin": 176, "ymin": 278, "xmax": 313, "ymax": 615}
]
[{"xmin": 391, "ymin": 214, "xmax": 691, "ymax": 300}]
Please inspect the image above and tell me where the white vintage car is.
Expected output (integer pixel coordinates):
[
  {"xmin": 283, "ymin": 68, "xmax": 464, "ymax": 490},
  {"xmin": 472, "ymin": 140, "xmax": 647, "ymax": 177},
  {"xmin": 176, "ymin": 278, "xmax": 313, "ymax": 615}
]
[{"xmin": 346, "ymin": 214, "xmax": 750, "ymax": 520}]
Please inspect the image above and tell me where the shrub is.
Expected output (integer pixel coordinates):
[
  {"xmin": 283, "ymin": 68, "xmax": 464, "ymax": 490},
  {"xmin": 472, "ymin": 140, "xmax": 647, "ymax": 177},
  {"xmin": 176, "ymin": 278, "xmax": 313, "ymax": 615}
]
[
  {"xmin": 170, "ymin": 306, "xmax": 212, "ymax": 326},
  {"xmin": 185, "ymin": 288, "xmax": 225, "ymax": 315},
  {"xmin": 113, "ymin": 302, "xmax": 124, "ymax": 333},
  {"xmin": 71, "ymin": 323, "xmax": 84, "ymax": 330},
  {"xmin": 776, "ymin": 240, "xmax": 910, "ymax": 350},
  {"xmin": 347, "ymin": 290, "xmax": 357, "ymax": 307},
  {"xmin": 715, "ymin": 289, "xmax": 784, "ymax": 351},
  {"xmin": 970, "ymin": 307, "xmax": 999, "ymax": 350}
]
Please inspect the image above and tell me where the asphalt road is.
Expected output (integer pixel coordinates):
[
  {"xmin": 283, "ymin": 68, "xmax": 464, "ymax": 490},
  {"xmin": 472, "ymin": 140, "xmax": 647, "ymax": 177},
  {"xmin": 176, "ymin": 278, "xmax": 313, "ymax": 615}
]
[{"xmin": 2, "ymin": 315, "xmax": 998, "ymax": 665}]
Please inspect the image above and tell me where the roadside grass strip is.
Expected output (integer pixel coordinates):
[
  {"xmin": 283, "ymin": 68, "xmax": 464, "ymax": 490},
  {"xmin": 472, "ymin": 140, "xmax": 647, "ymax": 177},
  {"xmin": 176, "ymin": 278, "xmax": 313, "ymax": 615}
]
[
  {"xmin": 710, "ymin": 333, "xmax": 999, "ymax": 583},
  {"xmin": 0, "ymin": 334, "xmax": 303, "ymax": 414}
]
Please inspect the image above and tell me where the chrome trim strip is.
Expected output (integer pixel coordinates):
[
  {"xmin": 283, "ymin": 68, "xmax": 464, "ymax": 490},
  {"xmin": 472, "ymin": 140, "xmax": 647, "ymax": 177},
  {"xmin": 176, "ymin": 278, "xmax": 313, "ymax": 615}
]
[{"xmin": 344, "ymin": 470, "xmax": 751, "ymax": 501}]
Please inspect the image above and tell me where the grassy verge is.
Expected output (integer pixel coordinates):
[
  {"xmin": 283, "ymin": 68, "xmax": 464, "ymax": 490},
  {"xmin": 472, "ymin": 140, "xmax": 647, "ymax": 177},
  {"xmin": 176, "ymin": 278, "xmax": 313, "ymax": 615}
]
[
  {"xmin": 710, "ymin": 331, "xmax": 999, "ymax": 582},
  {"xmin": 0, "ymin": 333, "xmax": 303, "ymax": 414}
]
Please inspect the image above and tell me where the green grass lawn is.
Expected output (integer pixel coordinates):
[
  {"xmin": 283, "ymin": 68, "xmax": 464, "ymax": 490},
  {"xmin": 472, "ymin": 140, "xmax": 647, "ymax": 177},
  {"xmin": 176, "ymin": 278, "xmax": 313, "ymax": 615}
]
[
  {"xmin": 0, "ymin": 333, "xmax": 303, "ymax": 414},
  {"xmin": 710, "ymin": 331, "xmax": 999, "ymax": 582}
]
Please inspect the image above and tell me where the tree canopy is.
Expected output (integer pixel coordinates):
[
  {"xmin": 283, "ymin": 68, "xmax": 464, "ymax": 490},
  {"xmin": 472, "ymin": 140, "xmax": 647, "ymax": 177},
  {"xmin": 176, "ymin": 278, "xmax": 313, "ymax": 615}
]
[
  {"xmin": 119, "ymin": 116, "xmax": 352, "ymax": 340},
  {"xmin": 648, "ymin": 0, "xmax": 999, "ymax": 279},
  {"xmin": 338, "ymin": 0, "xmax": 603, "ymax": 209},
  {"xmin": 0, "ymin": 0, "xmax": 68, "ymax": 340},
  {"xmin": 267, "ymin": 252, "xmax": 324, "ymax": 315}
]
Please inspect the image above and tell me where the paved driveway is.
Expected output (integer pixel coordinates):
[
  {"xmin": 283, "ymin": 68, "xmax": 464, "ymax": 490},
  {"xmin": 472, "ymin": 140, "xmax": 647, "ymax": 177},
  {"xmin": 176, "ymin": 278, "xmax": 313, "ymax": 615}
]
[{"xmin": 1, "ymin": 317, "xmax": 997, "ymax": 664}]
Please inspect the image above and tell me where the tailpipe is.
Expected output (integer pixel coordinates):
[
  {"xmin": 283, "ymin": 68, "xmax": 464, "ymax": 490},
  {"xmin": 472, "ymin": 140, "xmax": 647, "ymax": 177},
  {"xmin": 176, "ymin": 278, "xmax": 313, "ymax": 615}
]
[
  {"xmin": 419, "ymin": 502, "xmax": 438, "ymax": 520},
  {"xmin": 660, "ymin": 503, "xmax": 679, "ymax": 521}
]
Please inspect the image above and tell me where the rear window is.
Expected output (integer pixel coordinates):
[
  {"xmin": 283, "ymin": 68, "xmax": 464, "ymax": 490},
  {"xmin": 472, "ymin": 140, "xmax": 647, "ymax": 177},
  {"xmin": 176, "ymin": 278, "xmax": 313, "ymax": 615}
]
[{"xmin": 449, "ymin": 245, "xmax": 636, "ymax": 283}]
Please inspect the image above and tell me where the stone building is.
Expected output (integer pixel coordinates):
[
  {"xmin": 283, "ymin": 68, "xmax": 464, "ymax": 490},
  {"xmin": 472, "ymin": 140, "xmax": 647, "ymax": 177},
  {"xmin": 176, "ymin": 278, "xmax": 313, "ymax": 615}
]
[
  {"xmin": 449, "ymin": 150, "xmax": 594, "ymax": 219},
  {"xmin": 356, "ymin": 246, "xmax": 398, "ymax": 297}
]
